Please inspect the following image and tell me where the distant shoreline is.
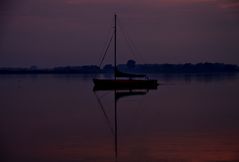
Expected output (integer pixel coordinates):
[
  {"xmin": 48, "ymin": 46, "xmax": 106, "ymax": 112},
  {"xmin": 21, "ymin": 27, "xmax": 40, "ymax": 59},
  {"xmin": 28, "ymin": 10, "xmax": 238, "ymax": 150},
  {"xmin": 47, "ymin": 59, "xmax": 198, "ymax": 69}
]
[{"xmin": 0, "ymin": 63, "xmax": 238, "ymax": 75}]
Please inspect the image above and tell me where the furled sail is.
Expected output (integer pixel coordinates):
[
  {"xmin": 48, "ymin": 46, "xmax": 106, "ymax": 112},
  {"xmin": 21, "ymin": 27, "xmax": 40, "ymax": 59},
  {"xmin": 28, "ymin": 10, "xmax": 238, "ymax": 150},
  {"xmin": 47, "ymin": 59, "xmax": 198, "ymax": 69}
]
[{"xmin": 115, "ymin": 69, "xmax": 146, "ymax": 78}]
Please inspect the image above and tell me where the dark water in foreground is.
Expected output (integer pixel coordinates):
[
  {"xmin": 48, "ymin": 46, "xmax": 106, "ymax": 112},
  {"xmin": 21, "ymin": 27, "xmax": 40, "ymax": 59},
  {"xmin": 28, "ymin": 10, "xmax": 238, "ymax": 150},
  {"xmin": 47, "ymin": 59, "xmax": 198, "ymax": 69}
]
[{"xmin": 0, "ymin": 74, "xmax": 239, "ymax": 162}]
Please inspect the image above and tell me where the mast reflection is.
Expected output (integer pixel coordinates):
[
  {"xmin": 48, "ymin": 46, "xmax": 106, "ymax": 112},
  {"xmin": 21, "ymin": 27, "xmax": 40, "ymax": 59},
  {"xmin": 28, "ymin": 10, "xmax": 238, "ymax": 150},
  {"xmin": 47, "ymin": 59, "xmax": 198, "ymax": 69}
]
[{"xmin": 94, "ymin": 87, "xmax": 157, "ymax": 161}]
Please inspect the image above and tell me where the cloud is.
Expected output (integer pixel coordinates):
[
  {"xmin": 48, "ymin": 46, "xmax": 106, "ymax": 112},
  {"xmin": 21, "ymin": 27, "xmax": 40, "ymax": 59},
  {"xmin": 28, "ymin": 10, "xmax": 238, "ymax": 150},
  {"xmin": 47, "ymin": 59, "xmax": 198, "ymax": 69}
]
[{"xmin": 216, "ymin": 0, "xmax": 239, "ymax": 11}]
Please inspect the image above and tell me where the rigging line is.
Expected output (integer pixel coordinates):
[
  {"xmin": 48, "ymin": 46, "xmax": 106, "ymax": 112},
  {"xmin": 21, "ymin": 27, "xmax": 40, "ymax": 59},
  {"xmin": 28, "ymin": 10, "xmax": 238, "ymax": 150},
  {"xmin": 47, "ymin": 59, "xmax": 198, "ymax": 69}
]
[
  {"xmin": 94, "ymin": 92, "xmax": 115, "ymax": 135},
  {"xmin": 118, "ymin": 19, "xmax": 137, "ymax": 59},
  {"xmin": 128, "ymin": 34, "xmax": 147, "ymax": 64},
  {"xmin": 99, "ymin": 91, "xmax": 112, "ymax": 99},
  {"xmin": 124, "ymin": 25, "xmax": 145, "ymax": 63},
  {"xmin": 99, "ymin": 33, "xmax": 114, "ymax": 68},
  {"xmin": 119, "ymin": 25, "xmax": 136, "ymax": 59},
  {"xmin": 118, "ymin": 18, "xmax": 146, "ymax": 63},
  {"xmin": 97, "ymin": 17, "xmax": 114, "ymax": 67}
]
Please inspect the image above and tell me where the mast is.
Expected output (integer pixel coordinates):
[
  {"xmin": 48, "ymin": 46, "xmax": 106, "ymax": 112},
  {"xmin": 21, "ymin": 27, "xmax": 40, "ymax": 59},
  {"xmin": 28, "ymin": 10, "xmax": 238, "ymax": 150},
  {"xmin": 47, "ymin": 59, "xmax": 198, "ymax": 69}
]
[
  {"xmin": 114, "ymin": 14, "xmax": 117, "ymax": 80},
  {"xmin": 114, "ymin": 16, "xmax": 117, "ymax": 158},
  {"xmin": 114, "ymin": 90, "xmax": 118, "ymax": 159}
]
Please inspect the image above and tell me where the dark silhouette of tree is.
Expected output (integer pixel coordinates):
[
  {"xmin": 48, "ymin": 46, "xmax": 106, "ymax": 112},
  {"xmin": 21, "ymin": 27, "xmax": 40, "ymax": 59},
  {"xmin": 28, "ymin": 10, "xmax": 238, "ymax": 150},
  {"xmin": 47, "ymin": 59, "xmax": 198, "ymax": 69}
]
[
  {"xmin": 103, "ymin": 64, "xmax": 114, "ymax": 73},
  {"xmin": 126, "ymin": 60, "xmax": 136, "ymax": 69},
  {"xmin": 0, "ymin": 62, "xmax": 238, "ymax": 74}
]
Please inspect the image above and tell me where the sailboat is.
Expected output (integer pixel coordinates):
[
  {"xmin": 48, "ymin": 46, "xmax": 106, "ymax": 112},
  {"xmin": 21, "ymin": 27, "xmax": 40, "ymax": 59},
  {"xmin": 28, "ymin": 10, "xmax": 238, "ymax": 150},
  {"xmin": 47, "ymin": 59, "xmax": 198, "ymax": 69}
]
[{"xmin": 93, "ymin": 14, "xmax": 158, "ymax": 91}]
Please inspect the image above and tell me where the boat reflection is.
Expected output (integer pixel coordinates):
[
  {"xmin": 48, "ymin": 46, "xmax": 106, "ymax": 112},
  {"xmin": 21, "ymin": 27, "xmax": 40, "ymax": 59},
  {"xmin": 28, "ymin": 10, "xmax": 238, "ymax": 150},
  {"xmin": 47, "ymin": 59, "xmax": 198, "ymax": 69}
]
[{"xmin": 94, "ymin": 87, "xmax": 156, "ymax": 161}]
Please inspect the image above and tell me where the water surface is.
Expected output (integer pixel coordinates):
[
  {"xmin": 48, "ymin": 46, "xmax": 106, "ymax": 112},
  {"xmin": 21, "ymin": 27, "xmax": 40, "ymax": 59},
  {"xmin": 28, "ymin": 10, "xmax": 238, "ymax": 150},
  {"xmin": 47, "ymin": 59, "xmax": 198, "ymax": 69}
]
[{"xmin": 0, "ymin": 74, "xmax": 239, "ymax": 162}]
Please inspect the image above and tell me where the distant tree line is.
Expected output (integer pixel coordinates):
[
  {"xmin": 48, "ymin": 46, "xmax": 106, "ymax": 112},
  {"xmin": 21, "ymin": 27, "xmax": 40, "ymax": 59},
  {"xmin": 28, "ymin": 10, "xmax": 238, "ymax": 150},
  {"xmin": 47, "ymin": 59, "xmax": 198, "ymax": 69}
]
[{"xmin": 0, "ymin": 61, "xmax": 238, "ymax": 74}]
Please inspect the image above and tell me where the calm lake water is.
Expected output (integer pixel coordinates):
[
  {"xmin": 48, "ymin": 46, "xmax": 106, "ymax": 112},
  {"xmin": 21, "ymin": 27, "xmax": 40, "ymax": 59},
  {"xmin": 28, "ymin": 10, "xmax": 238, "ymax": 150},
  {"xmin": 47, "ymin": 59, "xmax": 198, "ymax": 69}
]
[{"xmin": 0, "ymin": 74, "xmax": 239, "ymax": 162}]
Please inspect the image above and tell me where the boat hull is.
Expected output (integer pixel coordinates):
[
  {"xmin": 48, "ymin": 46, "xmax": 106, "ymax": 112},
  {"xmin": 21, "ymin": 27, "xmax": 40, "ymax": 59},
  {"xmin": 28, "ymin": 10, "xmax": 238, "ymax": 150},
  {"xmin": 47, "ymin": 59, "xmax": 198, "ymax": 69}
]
[{"xmin": 93, "ymin": 79, "xmax": 158, "ymax": 91}]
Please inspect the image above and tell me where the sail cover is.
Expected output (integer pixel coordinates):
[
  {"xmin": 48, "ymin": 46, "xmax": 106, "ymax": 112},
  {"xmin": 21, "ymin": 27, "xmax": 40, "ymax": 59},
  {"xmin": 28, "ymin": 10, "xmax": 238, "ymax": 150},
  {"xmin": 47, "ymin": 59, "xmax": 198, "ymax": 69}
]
[{"xmin": 115, "ymin": 69, "xmax": 146, "ymax": 78}]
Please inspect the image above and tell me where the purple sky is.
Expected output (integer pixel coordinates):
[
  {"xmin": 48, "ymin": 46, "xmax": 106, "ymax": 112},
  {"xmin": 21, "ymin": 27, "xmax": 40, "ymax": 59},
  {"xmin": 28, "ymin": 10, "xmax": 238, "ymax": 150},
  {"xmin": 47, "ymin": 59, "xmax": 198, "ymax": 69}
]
[{"xmin": 0, "ymin": 0, "xmax": 239, "ymax": 67}]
